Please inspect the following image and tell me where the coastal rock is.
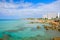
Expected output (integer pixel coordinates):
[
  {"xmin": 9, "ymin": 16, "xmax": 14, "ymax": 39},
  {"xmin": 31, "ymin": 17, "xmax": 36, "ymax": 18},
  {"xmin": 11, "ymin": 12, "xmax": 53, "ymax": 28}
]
[
  {"xmin": 18, "ymin": 27, "xmax": 25, "ymax": 31},
  {"xmin": 37, "ymin": 26, "xmax": 40, "ymax": 29},
  {"xmin": 52, "ymin": 37, "xmax": 60, "ymax": 40},
  {"xmin": 0, "ymin": 39, "xmax": 3, "ymax": 40},
  {"xmin": 6, "ymin": 30, "xmax": 18, "ymax": 32},
  {"xmin": 44, "ymin": 26, "xmax": 50, "ymax": 30},
  {"xmin": 58, "ymin": 28, "xmax": 60, "ymax": 32},
  {"xmin": 3, "ymin": 34, "xmax": 10, "ymax": 40}
]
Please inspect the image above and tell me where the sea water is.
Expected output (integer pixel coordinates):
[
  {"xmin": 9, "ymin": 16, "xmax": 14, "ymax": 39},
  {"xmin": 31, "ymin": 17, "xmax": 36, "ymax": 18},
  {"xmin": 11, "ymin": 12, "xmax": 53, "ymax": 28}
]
[{"xmin": 0, "ymin": 19, "xmax": 60, "ymax": 40}]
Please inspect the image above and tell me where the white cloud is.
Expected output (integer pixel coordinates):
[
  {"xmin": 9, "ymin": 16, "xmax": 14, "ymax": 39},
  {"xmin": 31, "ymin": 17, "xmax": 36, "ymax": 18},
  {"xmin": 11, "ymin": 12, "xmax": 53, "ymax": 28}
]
[{"xmin": 0, "ymin": 0, "xmax": 60, "ymax": 18}]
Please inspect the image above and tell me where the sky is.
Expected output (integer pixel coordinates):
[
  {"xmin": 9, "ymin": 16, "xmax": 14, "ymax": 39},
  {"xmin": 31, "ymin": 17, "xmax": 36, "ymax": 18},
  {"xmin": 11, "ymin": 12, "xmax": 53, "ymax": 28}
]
[{"xmin": 0, "ymin": 0, "xmax": 60, "ymax": 19}]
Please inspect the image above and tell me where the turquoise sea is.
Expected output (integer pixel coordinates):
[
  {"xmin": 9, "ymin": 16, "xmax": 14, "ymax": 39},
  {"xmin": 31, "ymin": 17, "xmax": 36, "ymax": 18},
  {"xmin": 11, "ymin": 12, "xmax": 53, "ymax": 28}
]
[{"xmin": 0, "ymin": 19, "xmax": 60, "ymax": 40}]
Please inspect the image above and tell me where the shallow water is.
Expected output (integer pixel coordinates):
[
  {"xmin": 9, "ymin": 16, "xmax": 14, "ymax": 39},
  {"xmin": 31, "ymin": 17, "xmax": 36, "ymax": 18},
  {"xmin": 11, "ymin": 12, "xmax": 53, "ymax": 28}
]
[{"xmin": 0, "ymin": 19, "xmax": 60, "ymax": 40}]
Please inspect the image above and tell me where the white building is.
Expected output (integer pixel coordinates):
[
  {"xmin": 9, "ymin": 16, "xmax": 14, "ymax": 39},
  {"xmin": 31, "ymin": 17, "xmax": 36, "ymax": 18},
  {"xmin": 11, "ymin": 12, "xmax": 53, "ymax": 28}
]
[
  {"xmin": 43, "ymin": 13, "xmax": 59, "ymax": 19},
  {"xmin": 58, "ymin": 13, "xmax": 60, "ymax": 18}
]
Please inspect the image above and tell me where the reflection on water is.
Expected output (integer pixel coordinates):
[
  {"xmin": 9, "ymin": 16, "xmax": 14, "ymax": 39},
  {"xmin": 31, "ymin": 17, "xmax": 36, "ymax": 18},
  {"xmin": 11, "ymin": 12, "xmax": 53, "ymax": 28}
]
[{"xmin": 0, "ymin": 19, "xmax": 60, "ymax": 40}]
